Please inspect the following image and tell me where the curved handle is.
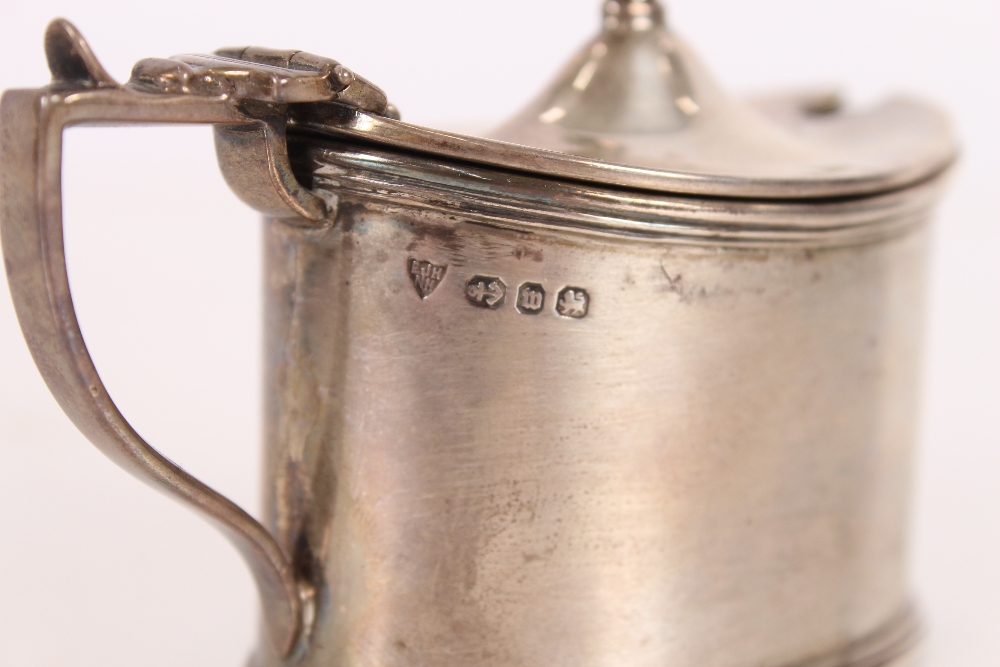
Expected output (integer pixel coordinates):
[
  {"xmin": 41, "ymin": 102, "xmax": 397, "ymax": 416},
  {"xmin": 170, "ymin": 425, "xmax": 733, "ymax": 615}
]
[{"xmin": 0, "ymin": 20, "xmax": 346, "ymax": 657}]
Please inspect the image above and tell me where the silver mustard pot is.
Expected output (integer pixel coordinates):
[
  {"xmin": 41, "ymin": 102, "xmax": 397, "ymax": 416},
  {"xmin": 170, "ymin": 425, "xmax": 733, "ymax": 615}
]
[{"xmin": 0, "ymin": 2, "xmax": 955, "ymax": 666}]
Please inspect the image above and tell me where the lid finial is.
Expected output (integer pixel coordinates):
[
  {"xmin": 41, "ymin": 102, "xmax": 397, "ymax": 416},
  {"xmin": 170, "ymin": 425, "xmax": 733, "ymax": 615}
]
[{"xmin": 603, "ymin": 0, "xmax": 666, "ymax": 33}]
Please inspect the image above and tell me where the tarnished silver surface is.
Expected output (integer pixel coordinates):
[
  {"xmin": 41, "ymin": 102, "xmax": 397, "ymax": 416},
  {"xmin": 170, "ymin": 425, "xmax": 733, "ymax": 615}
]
[
  {"xmin": 0, "ymin": 3, "xmax": 955, "ymax": 666},
  {"xmin": 251, "ymin": 136, "xmax": 936, "ymax": 667}
]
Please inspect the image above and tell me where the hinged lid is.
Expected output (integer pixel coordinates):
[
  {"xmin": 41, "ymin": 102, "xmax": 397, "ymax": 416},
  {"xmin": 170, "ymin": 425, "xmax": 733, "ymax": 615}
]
[{"xmin": 294, "ymin": 0, "xmax": 955, "ymax": 200}]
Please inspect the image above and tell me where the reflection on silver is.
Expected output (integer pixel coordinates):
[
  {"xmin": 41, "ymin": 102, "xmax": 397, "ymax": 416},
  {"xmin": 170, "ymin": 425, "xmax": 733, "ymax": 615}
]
[
  {"xmin": 675, "ymin": 94, "xmax": 699, "ymax": 115},
  {"xmin": 572, "ymin": 60, "xmax": 600, "ymax": 91},
  {"xmin": 539, "ymin": 106, "xmax": 568, "ymax": 123}
]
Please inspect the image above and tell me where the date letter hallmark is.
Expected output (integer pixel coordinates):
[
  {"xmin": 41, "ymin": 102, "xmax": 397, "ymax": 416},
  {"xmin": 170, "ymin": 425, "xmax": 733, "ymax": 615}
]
[
  {"xmin": 516, "ymin": 283, "xmax": 546, "ymax": 315},
  {"xmin": 409, "ymin": 259, "xmax": 447, "ymax": 299},
  {"xmin": 466, "ymin": 276, "xmax": 507, "ymax": 310},
  {"xmin": 556, "ymin": 287, "xmax": 590, "ymax": 319}
]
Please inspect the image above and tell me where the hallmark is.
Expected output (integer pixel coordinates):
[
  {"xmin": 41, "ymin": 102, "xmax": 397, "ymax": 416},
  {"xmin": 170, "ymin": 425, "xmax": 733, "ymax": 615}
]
[
  {"xmin": 516, "ymin": 283, "xmax": 546, "ymax": 315},
  {"xmin": 409, "ymin": 259, "xmax": 447, "ymax": 299},
  {"xmin": 556, "ymin": 287, "xmax": 590, "ymax": 318},
  {"xmin": 466, "ymin": 276, "xmax": 507, "ymax": 310}
]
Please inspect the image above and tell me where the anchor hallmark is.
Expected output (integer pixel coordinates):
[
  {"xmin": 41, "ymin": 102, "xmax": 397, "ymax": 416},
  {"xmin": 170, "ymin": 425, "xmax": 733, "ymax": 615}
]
[
  {"xmin": 466, "ymin": 276, "xmax": 507, "ymax": 310},
  {"xmin": 409, "ymin": 259, "xmax": 447, "ymax": 299}
]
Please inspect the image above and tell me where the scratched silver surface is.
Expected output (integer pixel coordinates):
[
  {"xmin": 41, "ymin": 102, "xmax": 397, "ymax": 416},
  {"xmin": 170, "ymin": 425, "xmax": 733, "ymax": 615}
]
[{"xmin": 255, "ymin": 165, "xmax": 932, "ymax": 665}]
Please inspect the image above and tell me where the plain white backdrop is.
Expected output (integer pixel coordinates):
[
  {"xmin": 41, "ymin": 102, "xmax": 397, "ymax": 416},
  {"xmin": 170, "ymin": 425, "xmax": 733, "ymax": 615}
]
[{"xmin": 0, "ymin": 1, "xmax": 996, "ymax": 665}]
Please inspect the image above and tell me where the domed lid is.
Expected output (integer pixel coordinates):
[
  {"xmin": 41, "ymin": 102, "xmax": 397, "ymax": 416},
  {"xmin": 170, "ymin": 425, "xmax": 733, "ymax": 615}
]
[
  {"xmin": 487, "ymin": 0, "xmax": 953, "ymax": 197},
  {"xmin": 294, "ymin": 0, "xmax": 955, "ymax": 200}
]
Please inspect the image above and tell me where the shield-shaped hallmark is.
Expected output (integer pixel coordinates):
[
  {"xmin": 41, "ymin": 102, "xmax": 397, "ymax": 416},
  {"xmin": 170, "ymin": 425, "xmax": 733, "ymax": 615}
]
[{"xmin": 409, "ymin": 259, "xmax": 448, "ymax": 299}]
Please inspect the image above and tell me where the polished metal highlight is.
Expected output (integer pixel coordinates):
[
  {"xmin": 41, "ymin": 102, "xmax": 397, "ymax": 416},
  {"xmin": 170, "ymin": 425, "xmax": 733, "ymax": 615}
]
[{"xmin": 0, "ymin": 3, "xmax": 955, "ymax": 667}]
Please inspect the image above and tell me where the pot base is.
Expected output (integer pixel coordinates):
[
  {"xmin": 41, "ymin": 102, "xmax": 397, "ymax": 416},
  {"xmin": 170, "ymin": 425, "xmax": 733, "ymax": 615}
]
[{"xmin": 246, "ymin": 606, "xmax": 921, "ymax": 667}]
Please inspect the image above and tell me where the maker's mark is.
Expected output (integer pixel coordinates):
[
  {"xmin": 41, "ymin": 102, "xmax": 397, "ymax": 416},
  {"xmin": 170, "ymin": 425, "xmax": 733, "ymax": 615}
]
[{"xmin": 409, "ymin": 259, "xmax": 447, "ymax": 299}]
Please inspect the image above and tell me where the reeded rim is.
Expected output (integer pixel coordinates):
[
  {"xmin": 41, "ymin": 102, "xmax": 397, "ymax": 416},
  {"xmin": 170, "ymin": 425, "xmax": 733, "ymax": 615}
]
[
  {"xmin": 294, "ymin": 135, "xmax": 949, "ymax": 247},
  {"xmin": 288, "ymin": 103, "xmax": 956, "ymax": 202},
  {"xmin": 286, "ymin": 0, "xmax": 957, "ymax": 203}
]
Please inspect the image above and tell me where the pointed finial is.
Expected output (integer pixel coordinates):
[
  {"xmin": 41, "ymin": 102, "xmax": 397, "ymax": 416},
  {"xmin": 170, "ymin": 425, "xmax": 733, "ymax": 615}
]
[{"xmin": 602, "ymin": 0, "xmax": 667, "ymax": 33}]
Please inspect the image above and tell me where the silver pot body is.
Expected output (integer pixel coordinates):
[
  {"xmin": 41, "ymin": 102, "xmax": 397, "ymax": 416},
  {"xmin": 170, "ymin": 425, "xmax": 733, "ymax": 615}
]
[{"xmin": 250, "ymin": 141, "xmax": 938, "ymax": 667}]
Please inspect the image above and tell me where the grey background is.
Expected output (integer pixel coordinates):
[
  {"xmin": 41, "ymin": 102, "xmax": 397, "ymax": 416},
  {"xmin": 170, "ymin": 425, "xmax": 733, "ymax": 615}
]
[{"xmin": 0, "ymin": 1, "xmax": 996, "ymax": 665}]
